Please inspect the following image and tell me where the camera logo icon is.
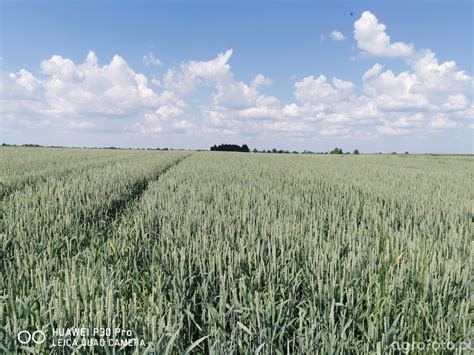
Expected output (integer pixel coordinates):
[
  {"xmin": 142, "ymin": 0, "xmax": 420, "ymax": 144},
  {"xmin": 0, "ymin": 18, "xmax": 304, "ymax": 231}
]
[{"xmin": 17, "ymin": 330, "xmax": 46, "ymax": 344}]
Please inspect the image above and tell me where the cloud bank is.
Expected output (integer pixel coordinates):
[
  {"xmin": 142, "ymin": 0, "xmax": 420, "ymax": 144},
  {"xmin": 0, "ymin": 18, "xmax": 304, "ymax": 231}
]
[{"xmin": 1, "ymin": 11, "xmax": 472, "ymax": 145}]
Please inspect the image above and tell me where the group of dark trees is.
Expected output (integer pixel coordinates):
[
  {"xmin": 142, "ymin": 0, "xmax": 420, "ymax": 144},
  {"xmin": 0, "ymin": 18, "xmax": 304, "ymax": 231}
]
[
  {"xmin": 210, "ymin": 144, "xmax": 250, "ymax": 152},
  {"xmin": 330, "ymin": 147, "xmax": 359, "ymax": 155}
]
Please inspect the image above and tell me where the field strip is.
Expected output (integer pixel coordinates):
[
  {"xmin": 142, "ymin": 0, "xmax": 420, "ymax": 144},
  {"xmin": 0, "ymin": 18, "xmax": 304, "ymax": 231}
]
[
  {"xmin": 31, "ymin": 153, "xmax": 201, "ymax": 350},
  {"xmin": 102, "ymin": 153, "xmax": 192, "ymax": 223},
  {"xmin": 2, "ymin": 152, "xmax": 193, "ymax": 353},
  {"xmin": 2, "ymin": 152, "xmax": 191, "ymax": 302},
  {"xmin": 69, "ymin": 152, "xmax": 194, "ymax": 259},
  {"xmin": 43, "ymin": 152, "xmax": 194, "ymax": 277},
  {"xmin": 1, "ymin": 153, "xmax": 150, "ymax": 201},
  {"xmin": 1, "ymin": 153, "xmax": 196, "ymax": 352},
  {"xmin": 0, "ymin": 153, "xmax": 185, "ymax": 244}
]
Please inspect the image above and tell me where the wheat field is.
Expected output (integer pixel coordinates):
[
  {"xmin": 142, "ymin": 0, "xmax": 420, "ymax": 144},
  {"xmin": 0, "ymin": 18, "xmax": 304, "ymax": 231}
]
[{"xmin": 0, "ymin": 147, "xmax": 471, "ymax": 353}]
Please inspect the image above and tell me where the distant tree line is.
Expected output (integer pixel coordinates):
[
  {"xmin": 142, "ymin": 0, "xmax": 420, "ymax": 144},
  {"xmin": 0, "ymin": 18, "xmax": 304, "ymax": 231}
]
[
  {"xmin": 252, "ymin": 148, "xmax": 296, "ymax": 154},
  {"xmin": 0, "ymin": 143, "xmax": 178, "ymax": 150},
  {"xmin": 2, "ymin": 143, "xmax": 44, "ymax": 147},
  {"xmin": 210, "ymin": 144, "xmax": 250, "ymax": 152},
  {"xmin": 1, "ymin": 143, "xmax": 420, "ymax": 155},
  {"xmin": 249, "ymin": 147, "xmax": 362, "ymax": 155}
]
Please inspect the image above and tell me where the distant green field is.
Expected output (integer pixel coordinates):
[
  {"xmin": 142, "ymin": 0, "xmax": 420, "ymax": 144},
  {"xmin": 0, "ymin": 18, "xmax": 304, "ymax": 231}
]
[{"xmin": 1, "ymin": 147, "xmax": 472, "ymax": 353}]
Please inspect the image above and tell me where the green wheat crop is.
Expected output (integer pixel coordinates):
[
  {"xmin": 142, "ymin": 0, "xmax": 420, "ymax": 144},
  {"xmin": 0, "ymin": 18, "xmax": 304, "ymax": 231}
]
[{"xmin": 0, "ymin": 148, "xmax": 472, "ymax": 354}]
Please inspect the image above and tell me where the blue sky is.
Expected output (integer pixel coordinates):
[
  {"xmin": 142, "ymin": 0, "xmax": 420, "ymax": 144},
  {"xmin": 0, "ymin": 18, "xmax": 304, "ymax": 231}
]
[{"xmin": 1, "ymin": 0, "xmax": 473, "ymax": 153}]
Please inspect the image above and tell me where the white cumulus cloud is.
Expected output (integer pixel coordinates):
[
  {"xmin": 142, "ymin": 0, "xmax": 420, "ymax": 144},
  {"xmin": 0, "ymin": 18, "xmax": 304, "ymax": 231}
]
[{"xmin": 354, "ymin": 11, "xmax": 414, "ymax": 58}]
